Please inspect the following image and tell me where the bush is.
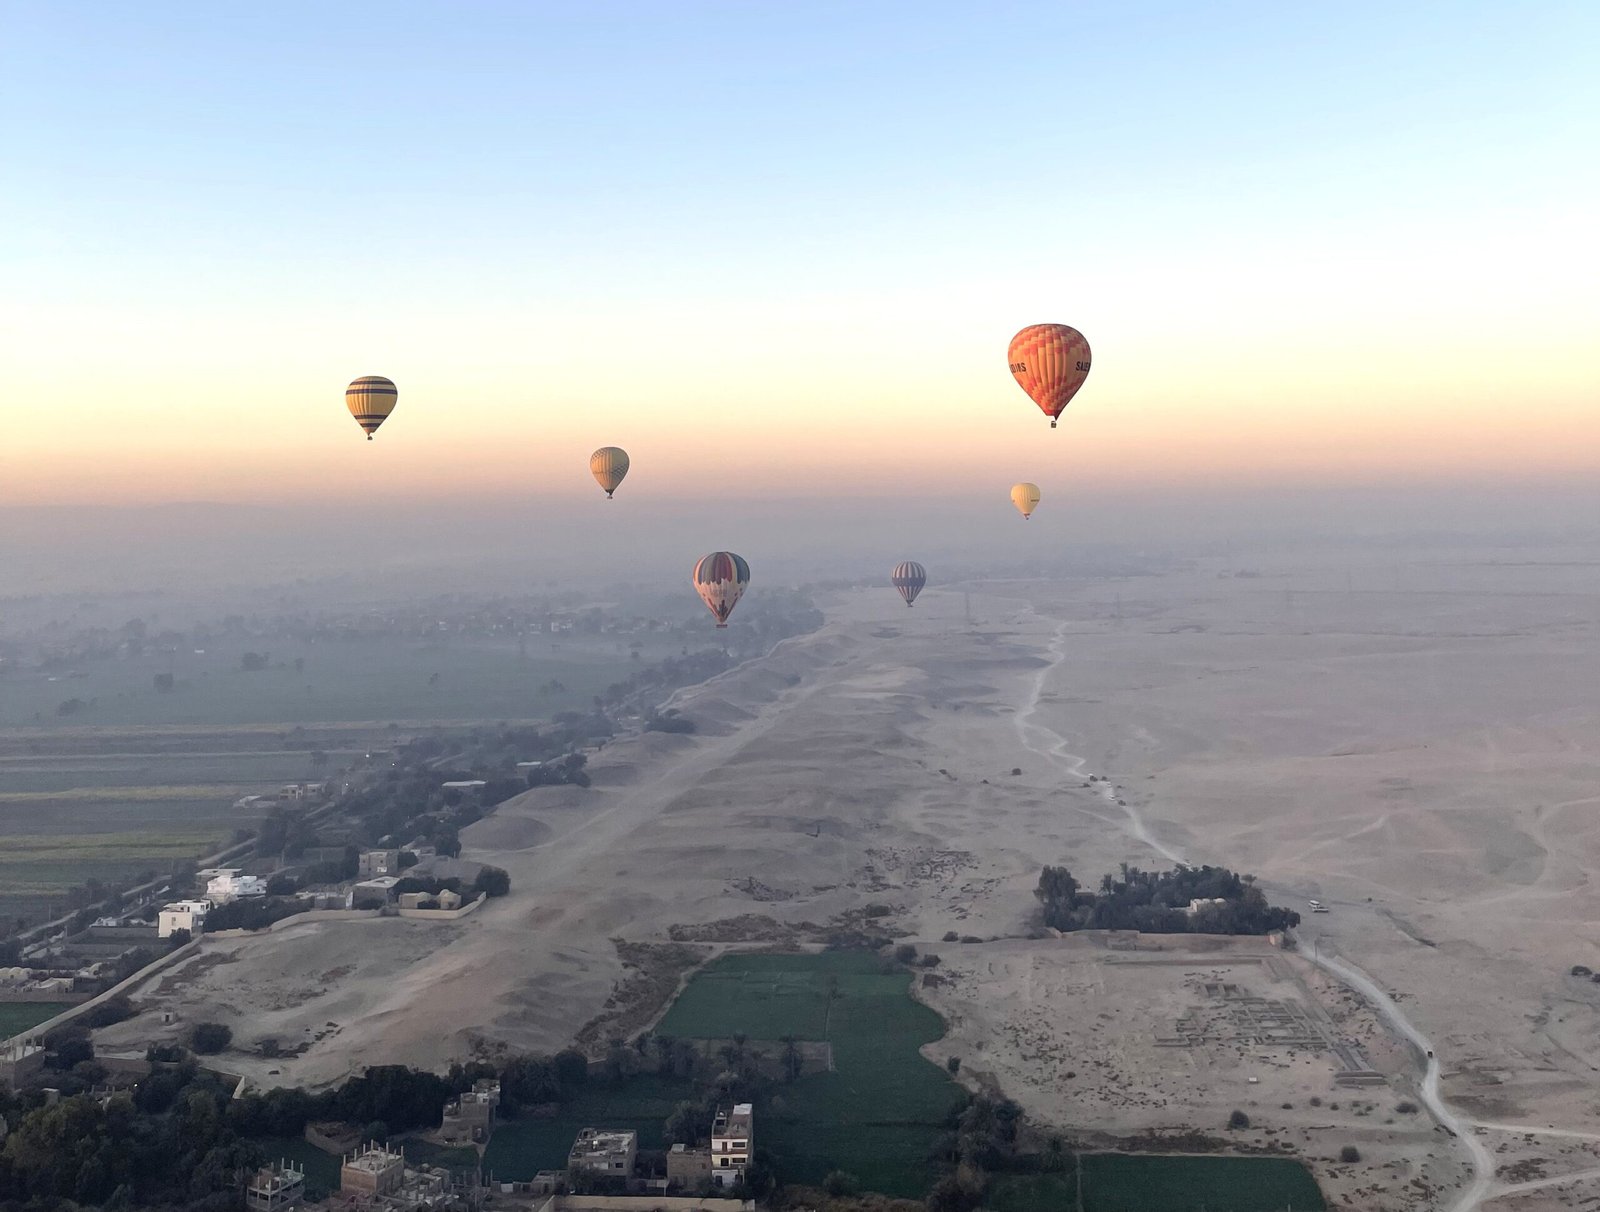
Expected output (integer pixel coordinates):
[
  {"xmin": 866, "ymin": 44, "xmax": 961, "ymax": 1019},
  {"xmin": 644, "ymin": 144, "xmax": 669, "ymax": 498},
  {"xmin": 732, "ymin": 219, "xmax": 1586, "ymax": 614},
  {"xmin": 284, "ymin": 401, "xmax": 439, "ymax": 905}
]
[
  {"xmin": 1395, "ymin": 1100, "xmax": 1419, "ymax": 1115},
  {"xmin": 1340, "ymin": 1145, "xmax": 1361, "ymax": 1163},
  {"xmin": 1011, "ymin": 767, "xmax": 1022, "ymax": 776},
  {"xmin": 1228, "ymin": 1109, "xmax": 1250, "ymax": 1130},
  {"xmin": 893, "ymin": 944, "xmax": 918, "ymax": 964},
  {"xmin": 81, "ymin": 995, "xmax": 137, "ymax": 1029},
  {"xmin": 920, "ymin": 953, "xmax": 941, "ymax": 968},
  {"xmin": 822, "ymin": 1171, "xmax": 860, "ymax": 1197},
  {"xmin": 191, "ymin": 1022, "xmax": 232, "ymax": 1054},
  {"xmin": 474, "ymin": 866, "xmax": 511, "ymax": 898},
  {"xmin": 946, "ymin": 1056, "xmax": 961, "ymax": 1074},
  {"xmin": 1571, "ymin": 965, "xmax": 1593, "ymax": 977},
  {"xmin": 943, "ymin": 931, "xmax": 959, "ymax": 942}
]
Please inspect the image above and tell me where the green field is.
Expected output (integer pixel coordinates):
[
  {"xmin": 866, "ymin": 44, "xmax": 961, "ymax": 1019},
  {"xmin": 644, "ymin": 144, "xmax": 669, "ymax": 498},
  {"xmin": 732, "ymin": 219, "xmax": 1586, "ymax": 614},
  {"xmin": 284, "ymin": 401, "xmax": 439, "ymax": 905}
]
[
  {"xmin": 483, "ymin": 1074, "xmax": 699, "ymax": 1180},
  {"xmin": 0, "ymin": 748, "xmax": 319, "ymax": 924},
  {"xmin": 990, "ymin": 1155, "xmax": 1327, "ymax": 1212},
  {"xmin": 656, "ymin": 951, "xmax": 965, "ymax": 1198},
  {"xmin": 252, "ymin": 1138, "xmax": 344, "ymax": 1197},
  {"xmin": 0, "ymin": 635, "xmax": 679, "ymax": 729},
  {"xmin": 0, "ymin": 1002, "xmax": 75, "ymax": 1039}
]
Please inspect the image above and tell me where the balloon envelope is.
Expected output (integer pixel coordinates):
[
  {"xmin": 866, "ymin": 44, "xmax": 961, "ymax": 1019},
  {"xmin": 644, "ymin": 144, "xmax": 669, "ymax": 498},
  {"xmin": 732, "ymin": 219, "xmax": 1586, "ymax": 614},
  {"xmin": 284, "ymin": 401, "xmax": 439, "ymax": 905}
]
[
  {"xmin": 1011, "ymin": 482, "xmax": 1041, "ymax": 520},
  {"xmin": 891, "ymin": 561, "xmax": 926, "ymax": 607},
  {"xmin": 692, "ymin": 552, "xmax": 750, "ymax": 628},
  {"xmin": 1008, "ymin": 324, "xmax": 1091, "ymax": 427},
  {"xmin": 346, "ymin": 376, "xmax": 397, "ymax": 440},
  {"xmin": 590, "ymin": 447, "xmax": 630, "ymax": 497}
]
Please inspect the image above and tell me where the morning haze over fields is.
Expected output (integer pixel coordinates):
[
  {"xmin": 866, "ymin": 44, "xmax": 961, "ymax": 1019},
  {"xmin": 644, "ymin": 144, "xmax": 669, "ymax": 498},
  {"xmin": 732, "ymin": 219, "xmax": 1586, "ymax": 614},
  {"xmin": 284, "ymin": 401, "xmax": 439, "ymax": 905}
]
[{"xmin": 1, "ymin": 4, "xmax": 1598, "ymax": 1212}]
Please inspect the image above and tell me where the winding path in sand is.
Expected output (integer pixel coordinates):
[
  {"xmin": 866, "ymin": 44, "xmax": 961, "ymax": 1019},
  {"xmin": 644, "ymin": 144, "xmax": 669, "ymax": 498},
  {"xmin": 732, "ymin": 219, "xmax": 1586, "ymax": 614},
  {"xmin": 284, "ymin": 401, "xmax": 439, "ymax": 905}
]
[{"xmin": 1009, "ymin": 611, "xmax": 1600, "ymax": 1212}]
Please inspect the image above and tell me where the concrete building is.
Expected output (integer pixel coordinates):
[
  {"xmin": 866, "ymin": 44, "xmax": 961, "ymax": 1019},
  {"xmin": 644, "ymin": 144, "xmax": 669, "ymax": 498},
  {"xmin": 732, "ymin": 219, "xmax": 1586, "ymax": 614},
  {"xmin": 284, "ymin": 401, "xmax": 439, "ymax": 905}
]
[
  {"xmin": 278, "ymin": 782, "xmax": 326, "ymax": 801},
  {"xmin": 567, "ymin": 1128, "xmax": 637, "ymax": 1179},
  {"xmin": 246, "ymin": 1160, "xmax": 306, "ymax": 1212},
  {"xmin": 666, "ymin": 1143, "xmax": 713, "ymax": 1190},
  {"xmin": 350, "ymin": 876, "xmax": 401, "ymax": 909},
  {"xmin": 1186, "ymin": 897, "xmax": 1229, "ymax": 916},
  {"xmin": 206, "ymin": 870, "xmax": 267, "ymax": 902},
  {"xmin": 0, "ymin": 1040, "xmax": 46, "ymax": 1090},
  {"xmin": 440, "ymin": 780, "xmax": 487, "ymax": 793},
  {"xmin": 710, "ymin": 1103, "xmax": 753, "ymax": 1188},
  {"xmin": 440, "ymin": 1078, "xmax": 500, "ymax": 1143},
  {"xmin": 358, "ymin": 849, "xmax": 403, "ymax": 879},
  {"xmin": 341, "ymin": 1142, "xmax": 406, "ymax": 1196},
  {"xmin": 158, "ymin": 900, "xmax": 210, "ymax": 938}
]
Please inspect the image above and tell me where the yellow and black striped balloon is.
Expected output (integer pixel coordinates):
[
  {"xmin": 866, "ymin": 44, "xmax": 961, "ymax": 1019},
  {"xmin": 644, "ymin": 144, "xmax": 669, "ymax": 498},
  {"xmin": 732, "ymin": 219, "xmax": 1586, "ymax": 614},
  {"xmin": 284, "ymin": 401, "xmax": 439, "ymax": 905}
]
[{"xmin": 346, "ymin": 376, "xmax": 398, "ymax": 440}]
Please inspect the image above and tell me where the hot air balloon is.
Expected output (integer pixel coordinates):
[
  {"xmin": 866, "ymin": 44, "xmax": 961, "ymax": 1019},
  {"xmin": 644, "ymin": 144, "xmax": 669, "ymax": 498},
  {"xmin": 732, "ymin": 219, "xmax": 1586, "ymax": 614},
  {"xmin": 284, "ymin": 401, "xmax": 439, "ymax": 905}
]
[
  {"xmin": 1008, "ymin": 324, "xmax": 1091, "ymax": 427},
  {"xmin": 1011, "ymin": 482, "xmax": 1041, "ymax": 520},
  {"xmin": 692, "ymin": 552, "xmax": 750, "ymax": 628},
  {"xmin": 590, "ymin": 447, "xmax": 630, "ymax": 498},
  {"xmin": 891, "ymin": 561, "xmax": 926, "ymax": 607},
  {"xmin": 346, "ymin": 376, "xmax": 398, "ymax": 440}
]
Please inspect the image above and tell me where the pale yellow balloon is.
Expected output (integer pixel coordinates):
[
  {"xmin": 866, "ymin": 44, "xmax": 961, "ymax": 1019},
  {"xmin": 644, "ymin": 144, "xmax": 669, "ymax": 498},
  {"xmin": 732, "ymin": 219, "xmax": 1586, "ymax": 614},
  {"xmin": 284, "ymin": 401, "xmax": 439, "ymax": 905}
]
[
  {"xmin": 1011, "ymin": 482, "xmax": 1041, "ymax": 520},
  {"xmin": 589, "ymin": 447, "xmax": 630, "ymax": 498}
]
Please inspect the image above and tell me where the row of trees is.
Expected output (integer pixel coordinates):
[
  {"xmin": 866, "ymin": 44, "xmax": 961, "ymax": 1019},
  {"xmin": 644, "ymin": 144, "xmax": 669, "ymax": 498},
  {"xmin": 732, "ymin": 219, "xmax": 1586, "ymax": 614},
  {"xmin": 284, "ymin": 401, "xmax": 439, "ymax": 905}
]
[
  {"xmin": 0, "ymin": 1043, "xmax": 599, "ymax": 1209},
  {"xmin": 1035, "ymin": 862, "xmax": 1301, "ymax": 934}
]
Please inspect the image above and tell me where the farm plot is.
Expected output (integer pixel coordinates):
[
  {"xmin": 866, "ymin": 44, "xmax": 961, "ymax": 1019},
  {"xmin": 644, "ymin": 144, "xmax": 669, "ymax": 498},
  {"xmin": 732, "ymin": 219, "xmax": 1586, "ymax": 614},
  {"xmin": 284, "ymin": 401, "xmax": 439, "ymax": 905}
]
[
  {"xmin": 482, "ymin": 1075, "xmax": 698, "ymax": 1180},
  {"xmin": 0, "ymin": 748, "xmax": 310, "ymax": 925},
  {"xmin": 0, "ymin": 635, "xmax": 678, "ymax": 729},
  {"xmin": 0, "ymin": 1002, "xmax": 75, "ymax": 1039},
  {"xmin": 990, "ymin": 1154, "xmax": 1327, "ymax": 1212},
  {"xmin": 657, "ymin": 951, "xmax": 964, "ymax": 1198}
]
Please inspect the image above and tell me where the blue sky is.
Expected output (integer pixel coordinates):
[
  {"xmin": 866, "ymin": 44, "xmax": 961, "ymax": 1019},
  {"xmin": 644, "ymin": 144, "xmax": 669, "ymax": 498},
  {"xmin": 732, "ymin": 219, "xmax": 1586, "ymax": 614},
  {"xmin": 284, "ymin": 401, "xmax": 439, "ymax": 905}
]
[{"xmin": 3, "ymin": 1, "xmax": 1597, "ymax": 502}]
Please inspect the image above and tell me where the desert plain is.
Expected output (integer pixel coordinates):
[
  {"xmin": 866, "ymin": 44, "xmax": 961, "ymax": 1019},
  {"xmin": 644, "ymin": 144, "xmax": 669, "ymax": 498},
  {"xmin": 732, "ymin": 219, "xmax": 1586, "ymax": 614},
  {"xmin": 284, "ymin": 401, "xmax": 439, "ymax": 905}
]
[{"xmin": 102, "ymin": 543, "xmax": 1600, "ymax": 1210}]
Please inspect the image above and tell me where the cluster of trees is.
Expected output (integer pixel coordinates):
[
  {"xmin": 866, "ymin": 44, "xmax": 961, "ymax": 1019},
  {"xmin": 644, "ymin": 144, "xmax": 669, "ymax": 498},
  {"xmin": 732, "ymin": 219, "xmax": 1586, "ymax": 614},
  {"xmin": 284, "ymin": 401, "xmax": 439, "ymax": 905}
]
[
  {"xmin": 0, "ymin": 1066, "xmax": 261, "ymax": 1210},
  {"xmin": 201, "ymin": 896, "xmax": 314, "ymax": 933},
  {"xmin": 0, "ymin": 1046, "xmax": 599, "ymax": 1208},
  {"xmin": 924, "ymin": 1096, "xmax": 1023, "ymax": 1212},
  {"xmin": 391, "ymin": 865, "xmax": 510, "ymax": 901},
  {"xmin": 1034, "ymin": 862, "xmax": 1301, "ymax": 935}
]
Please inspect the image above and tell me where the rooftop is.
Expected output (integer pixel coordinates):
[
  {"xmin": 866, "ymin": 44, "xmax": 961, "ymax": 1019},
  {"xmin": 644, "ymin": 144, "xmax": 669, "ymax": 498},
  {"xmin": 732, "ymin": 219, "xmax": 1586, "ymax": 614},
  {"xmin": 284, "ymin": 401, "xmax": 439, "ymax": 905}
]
[
  {"xmin": 569, "ymin": 1128, "xmax": 637, "ymax": 1160},
  {"xmin": 344, "ymin": 1144, "xmax": 404, "ymax": 1173}
]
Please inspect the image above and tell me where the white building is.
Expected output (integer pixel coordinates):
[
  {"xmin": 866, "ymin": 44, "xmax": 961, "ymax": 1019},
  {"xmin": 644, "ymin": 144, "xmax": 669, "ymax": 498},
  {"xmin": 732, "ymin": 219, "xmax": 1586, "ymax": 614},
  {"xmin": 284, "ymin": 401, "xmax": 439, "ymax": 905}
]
[
  {"xmin": 710, "ymin": 1103, "xmax": 753, "ymax": 1187},
  {"xmin": 1186, "ymin": 897, "xmax": 1229, "ymax": 916},
  {"xmin": 206, "ymin": 870, "xmax": 267, "ymax": 902},
  {"xmin": 158, "ymin": 901, "xmax": 210, "ymax": 938}
]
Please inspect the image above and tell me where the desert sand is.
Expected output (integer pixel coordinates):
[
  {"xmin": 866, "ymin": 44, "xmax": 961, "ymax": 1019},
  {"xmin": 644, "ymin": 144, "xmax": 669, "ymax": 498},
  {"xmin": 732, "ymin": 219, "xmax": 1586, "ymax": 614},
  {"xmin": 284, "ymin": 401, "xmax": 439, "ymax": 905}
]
[{"xmin": 103, "ymin": 546, "xmax": 1600, "ymax": 1209}]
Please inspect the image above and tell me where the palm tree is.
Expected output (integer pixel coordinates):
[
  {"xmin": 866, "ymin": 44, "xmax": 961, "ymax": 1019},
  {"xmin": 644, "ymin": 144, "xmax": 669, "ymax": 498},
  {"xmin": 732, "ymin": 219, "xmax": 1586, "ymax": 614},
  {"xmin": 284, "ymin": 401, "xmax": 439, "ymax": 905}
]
[{"xmin": 780, "ymin": 1035, "xmax": 802, "ymax": 1081}]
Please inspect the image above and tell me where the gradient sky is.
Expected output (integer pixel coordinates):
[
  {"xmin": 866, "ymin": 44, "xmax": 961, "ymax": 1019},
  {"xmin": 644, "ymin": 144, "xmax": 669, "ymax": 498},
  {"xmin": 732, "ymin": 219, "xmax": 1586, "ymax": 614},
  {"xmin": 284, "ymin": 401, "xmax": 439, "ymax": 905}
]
[{"xmin": 3, "ymin": 1, "xmax": 1597, "ymax": 507}]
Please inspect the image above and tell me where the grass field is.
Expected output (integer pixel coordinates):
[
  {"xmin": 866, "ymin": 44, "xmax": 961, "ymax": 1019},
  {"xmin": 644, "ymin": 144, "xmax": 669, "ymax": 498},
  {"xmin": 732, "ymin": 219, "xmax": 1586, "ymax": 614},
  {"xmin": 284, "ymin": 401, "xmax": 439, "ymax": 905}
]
[
  {"xmin": 656, "ymin": 951, "xmax": 964, "ymax": 1198},
  {"xmin": 989, "ymin": 1155, "xmax": 1327, "ymax": 1212},
  {"xmin": 0, "ymin": 1002, "xmax": 75, "ymax": 1039},
  {"xmin": 483, "ymin": 1074, "xmax": 698, "ymax": 1180},
  {"xmin": 252, "ymin": 1137, "xmax": 344, "ymax": 1197},
  {"xmin": 0, "ymin": 635, "xmax": 680, "ymax": 729},
  {"xmin": 0, "ymin": 749, "xmax": 315, "ymax": 925}
]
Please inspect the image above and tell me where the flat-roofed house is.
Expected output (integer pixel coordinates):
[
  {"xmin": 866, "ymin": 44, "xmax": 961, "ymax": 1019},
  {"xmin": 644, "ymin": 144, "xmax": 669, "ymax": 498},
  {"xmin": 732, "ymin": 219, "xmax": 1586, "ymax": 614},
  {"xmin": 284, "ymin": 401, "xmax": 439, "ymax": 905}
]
[{"xmin": 710, "ymin": 1103, "xmax": 753, "ymax": 1187}]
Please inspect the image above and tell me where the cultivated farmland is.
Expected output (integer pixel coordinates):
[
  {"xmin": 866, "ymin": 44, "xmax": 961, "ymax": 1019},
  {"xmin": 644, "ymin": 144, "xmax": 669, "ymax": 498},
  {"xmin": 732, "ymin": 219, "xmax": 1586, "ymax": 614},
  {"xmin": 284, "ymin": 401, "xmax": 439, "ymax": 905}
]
[
  {"xmin": 656, "ymin": 950, "xmax": 964, "ymax": 1198},
  {"xmin": 989, "ymin": 1155, "xmax": 1327, "ymax": 1212},
  {"xmin": 0, "ymin": 1002, "xmax": 75, "ymax": 1039},
  {"xmin": 483, "ymin": 1074, "xmax": 698, "ymax": 1180}
]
